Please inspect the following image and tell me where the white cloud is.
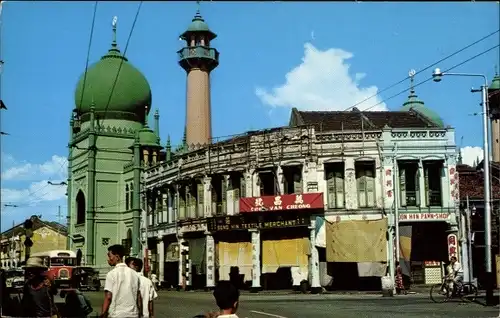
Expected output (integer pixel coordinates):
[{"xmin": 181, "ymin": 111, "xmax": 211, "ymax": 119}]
[
  {"xmin": 1, "ymin": 179, "xmax": 67, "ymax": 206},
  {"xmin": 1, "ymin": 155, "xmax": 67, "ymax": 181},
  {"xmin": 1, "ymin": 154, "xmax": 68, "ymax": 216},
  {"xmin": 461, "ymin": 146, "xmax": 483, "ymax": 167},
  {"xmin": 255, "ymin": 43, "xmax": 387, "ymax": 112}
]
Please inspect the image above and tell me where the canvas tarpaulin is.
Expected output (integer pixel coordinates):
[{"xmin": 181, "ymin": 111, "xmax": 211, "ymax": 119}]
[
  {"xmin": 218, "ymin": 241, "xmax": 252, "ymax": 281},
  {"xmin": 262, "ymin": 238, "xmax": 310, "ymax": 273},
  {"xmin": 165, "ymin": 242, "xmax": 179, "ymax": 262},
  {"xmin": 326, "ymin": 219, "xmax": 388, "ymax": 263},
  {"xmin": 357, "ymin": 262, "xmax": 387, "ymax": 277},
  {"xmin": 398, "ymin": 225, "xmax": 412, "ymax": 277}
]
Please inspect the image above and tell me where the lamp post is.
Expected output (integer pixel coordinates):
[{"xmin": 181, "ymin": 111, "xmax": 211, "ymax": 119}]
[{"xmin": 432, "ymin": 68, "xmax": 495, "ymax": 305}]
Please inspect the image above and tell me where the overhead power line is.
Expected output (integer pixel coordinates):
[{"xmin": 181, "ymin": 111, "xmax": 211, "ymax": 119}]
[
  {"xmin": 343, "ymin": 29, "xmax": 500, "ymax": 112},
  {"xmin": 99, "ymin": 1, "xmax": 143, "ymax": 128},
  {"xmin": 362, "ymin": 45, "xmax": 500, "ymax": 112},
  {"xmin": 77, "ymin": 1, "xmax": 99, "ymax": 113}
]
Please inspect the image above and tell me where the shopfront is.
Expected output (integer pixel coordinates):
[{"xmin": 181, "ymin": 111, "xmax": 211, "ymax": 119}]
[{"xmin": 208, "ymin": 192, "xmax": 324, "ymax": 291}]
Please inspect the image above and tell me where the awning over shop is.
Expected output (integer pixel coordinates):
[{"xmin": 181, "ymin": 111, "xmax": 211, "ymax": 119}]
[
  {"xmin": 326, "ymin": 218, "xmax": 388, "ymax": 263},
  {"xmin": 262, "ymin": 237, "xmax": 310, "ymax": 273},
  {"xmin": 218, "ymin": 241, "xmax": 252, "ymax": 281}
]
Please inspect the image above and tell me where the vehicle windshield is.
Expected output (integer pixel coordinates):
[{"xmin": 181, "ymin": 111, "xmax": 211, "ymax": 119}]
[{"xmin": 50, "ymin": 257, "xmax": 76, "ymax": 266}]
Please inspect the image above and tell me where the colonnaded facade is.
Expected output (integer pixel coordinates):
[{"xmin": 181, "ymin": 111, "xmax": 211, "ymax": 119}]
[{"xmin": 144, "ymin": 101, "xmax": 460, "ymax": 291}]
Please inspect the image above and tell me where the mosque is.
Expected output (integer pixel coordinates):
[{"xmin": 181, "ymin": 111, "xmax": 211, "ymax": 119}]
[{"xmin": 66, "ymin": 8, "xmax": 500, "ymax": 290}]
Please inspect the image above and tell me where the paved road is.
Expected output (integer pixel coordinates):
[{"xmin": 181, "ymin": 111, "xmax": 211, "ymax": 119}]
[{"xmin": 83, "ymin": 290, "xmax": 500, "ymax": 318}]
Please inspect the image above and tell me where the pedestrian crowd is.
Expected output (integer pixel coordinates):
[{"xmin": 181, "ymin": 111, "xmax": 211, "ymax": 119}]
[{"xmin": 0, "ymin": 243, "xmax": 241, "ymax": 318}]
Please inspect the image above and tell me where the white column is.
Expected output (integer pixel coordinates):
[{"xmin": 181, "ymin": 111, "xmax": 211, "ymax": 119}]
[
  {"xmin": 441, "ymin": 162, "xmax": 450, "ymax": 208},
  {"xmin": 157, "ymin": 238, "xmax": 165, "ymax": 283},
  {"xmin": 178, "ymin": 236, "xmax": 186, "ymax": 288},
  {"xmin": 167, "ymin": 190, "xmax": 173, "ymax": 224},
  {"xmin": 251, "ymin": 170, "xmax": 260, "ymax": 197},
  {"xmin": 205, "ymin": 231, "xmax": 215, "ymax": 288},
  {"xmin": 226, "ymin": 175, "xmax": 235, "ymax": 216},
  {"xmin": 162, "ymin": 192, "xmax": 168, "ymax": 223},
  {"xmin": 309, "ymin": 219, "xmax": 321, "ymax": 293},
  {"xmin": 276, "ymin": 165, "xmax": 284, "ymax": 194},
  {"xmin": 418, "ymin": 160, "xmax": 426, "ymax": 208},
  {"xmin": 344, "ymin": 158, "xmax": 358, "ymax": 210},
  {"xmin": 203, "ymin": 176, "xmax": 212, "ymax": 217},
  {"xmin": 245, "ymin": 169, "xmax": 255, "ymax": 197},
  {"xmin": 250, "ymin": 229, "xmax": 261, "ymax": 292}
]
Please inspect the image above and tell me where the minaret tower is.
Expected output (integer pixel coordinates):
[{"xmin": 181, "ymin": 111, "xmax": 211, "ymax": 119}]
[{"xmin": 178, "ymin": 6, "xmax": 219, "ymax": 147}]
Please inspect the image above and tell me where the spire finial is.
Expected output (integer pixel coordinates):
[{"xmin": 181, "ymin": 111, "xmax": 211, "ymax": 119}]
[
  {"xmin": 495, "ymin": 65, "xmax": 498, "ymax": 76},
  {"xmin": 409, "ymin": 69, "xmax": 416, "ymax": 94},
  {"xmin": 111, "ymin": 16, "xmax": 118, "ymax": 48},
  {"xmin": 144, "ymin": 105, "xmax": 148, "ymax": 126}
]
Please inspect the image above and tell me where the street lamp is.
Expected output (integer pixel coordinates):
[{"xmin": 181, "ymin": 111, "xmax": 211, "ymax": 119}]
[{"xmin": 432, "ymin": 68, "xmax": 495, "ymax": 305}]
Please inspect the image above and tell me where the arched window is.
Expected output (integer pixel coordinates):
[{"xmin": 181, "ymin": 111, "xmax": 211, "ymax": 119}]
[
  {"xmin": 76, "ymin": 190, "xmax": 86, "ymax": 224},
  {"xmin": 130, "ymin": 183, "xmax": 134, "ymax": 209},
  {"xmin": 125, "ymin": 184, "xmax": 130, "ymax": 211}
]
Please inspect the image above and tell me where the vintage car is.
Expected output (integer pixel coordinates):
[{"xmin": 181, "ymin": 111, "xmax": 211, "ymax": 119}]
[
  {"xmin": 5, "ymin": 268, "xmax": 24, "ymax": 291},
  {"xmin": 73, "ymin": 266, "xmax": 101, "ymax": 291}
]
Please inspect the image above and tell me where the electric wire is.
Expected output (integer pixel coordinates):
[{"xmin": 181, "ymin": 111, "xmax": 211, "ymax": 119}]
[
  {"xmin": 361, "ymin": 45, "xmax": 500, "ymax": 112},
  {"xmin": 98, "ymin": 1, "xmax": 143, "ymax": 129},
  {"xmin": 76, "ymin": 1, "xmax": 99, "ymax": 113},
  {"xmin": 343, "ymin": 29, "xmax": 500, "ymax": 112}
]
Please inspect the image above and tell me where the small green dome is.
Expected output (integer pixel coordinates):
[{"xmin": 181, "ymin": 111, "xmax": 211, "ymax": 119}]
[
  {"xmin": 400, "ymin": 90, "xmax": 444, "ymax": 127},
  {"xmin": 74, "ymin": 41, "xmax": 152, "ymax": 121},
  {"xmin": 490, "ymin": 74, "xmax": 500, "ymax": 90},
  {"xmin": 180, "ymin": 11, "xmax": 216, "ymax": 41},
  {"xmin": 138, "ymin": 126, "xmax": 160, "ymax": 147}
]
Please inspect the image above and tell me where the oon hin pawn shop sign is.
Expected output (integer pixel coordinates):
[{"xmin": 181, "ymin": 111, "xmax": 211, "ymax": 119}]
[{"xmin": 239, "ymin": 193, "xmax": 324, "ymax": 213}]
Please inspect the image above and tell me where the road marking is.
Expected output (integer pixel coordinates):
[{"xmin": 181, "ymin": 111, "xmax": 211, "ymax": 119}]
[{"xmin": 250, "ymin": 310, "xmax": 288, "ymax": 318}]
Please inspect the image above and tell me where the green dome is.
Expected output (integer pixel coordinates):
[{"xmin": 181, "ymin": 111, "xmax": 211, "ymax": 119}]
[
  {"xmin": 400, "ymin": 90, "xmax": 444, "ymax": 127},
  {"xmin": 74, "ymin": 42, "xmax": 152, "ymax": 121},
  {"xmin": 180, "ymin": 11, "xmax": 216, "ymax": 41},
  {"xmin": 490, "ymin": 74, "xmax": 500, "ymax": 90},
  {"xmin": 138, "ymin": 125, "xmax": 160, "ymax": 147}
]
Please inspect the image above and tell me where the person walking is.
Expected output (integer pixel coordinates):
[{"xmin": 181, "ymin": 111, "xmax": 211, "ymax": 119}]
[
  {"xmin": 100, "ymin": 245, "xmax": 142, "ymax": 318},
  {"xmin": 20, "ymin": 257, "xmax": 59, "ymax": 318},
  {"xmin": 126, "ymin": 257, "xmax": 158, "ymax": 318}
]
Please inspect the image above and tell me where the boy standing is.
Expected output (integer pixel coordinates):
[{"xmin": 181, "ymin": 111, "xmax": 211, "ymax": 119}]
[{"xmin": 126, "ymin": 257, "xmax": 158, "ymax": 318}]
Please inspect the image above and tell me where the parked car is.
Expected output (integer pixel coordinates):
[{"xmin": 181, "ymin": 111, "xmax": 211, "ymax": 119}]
[
  {"xmin": 73, "ymin": 266, "xmax": 100, "ymax": 291},
  {"xmin": 5, "ymin": 268, "xmax": 24, "ymax": 291}
]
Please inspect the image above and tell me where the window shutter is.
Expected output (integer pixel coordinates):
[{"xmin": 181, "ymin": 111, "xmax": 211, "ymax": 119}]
[
  {"xmin": 221, "ymin": 178, "xmax": 227, "ymax": 214},
  {"xmin": 415, "ymin": 168, "xmax": 421, "ymax": 206},
  {"xmin": 327, "ymin": 172, "xmax": 336, "ymax": 209},
  {"xmin": 357, "ymin": 169, "xmax": 367, "ymax": 207},
  {"xmin": 294, "ymin": 173, "xmax": 303, "ymax": 194},
  {"xmin": 366, "ymin": 169, "xmax": 375, "ymax": 207},
  {"xmin": 335, "ymin": 171, "xmax": 345, "ymax": 208},
  {"xmin": 399, "ymin": 168, "xmax": 407, "ymax": 207},
  {"xmin": 424, "ymin": 166, "xmax": 430, "ymax": 206},
  {"xmin": 197, "ymin": 183, "xmax": 204, "ymax": 218}
]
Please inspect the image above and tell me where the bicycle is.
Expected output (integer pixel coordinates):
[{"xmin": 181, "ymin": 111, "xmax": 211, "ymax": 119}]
[{"xmin": 430, "ymin": 276, "xmax": 478, "ymax": 303}]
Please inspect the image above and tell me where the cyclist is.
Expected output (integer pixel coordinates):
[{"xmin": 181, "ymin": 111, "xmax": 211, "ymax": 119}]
[{"xmin": 450, "ymin": 256, "xmax": 464, "ymax": 294}]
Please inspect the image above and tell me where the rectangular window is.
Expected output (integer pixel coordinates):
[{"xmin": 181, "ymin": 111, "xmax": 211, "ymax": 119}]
[
  {"xmin": 356, "ymin": 161, "xmax": 376, "ymax": 208},
  {"xmin": 178, "ymin": 187, "xmax": 186, "ymax": 220},
  {"xmin": 283, "ymin": 166, "xmax": 303, "ymax": 194},
  {"xmin": 325, "ymin": 162, "xmax": 345, "ymax": 209},
  {"xmin": 197, "ymin": 182, "xmax": 204, "ymax": 218},
  {"xmin": 424, "ymin": 161, "xmax": 443, "ymax": 206},
  {"xmin": 398, "ymin": 162, "xmax": 419, "ymax": 207}
]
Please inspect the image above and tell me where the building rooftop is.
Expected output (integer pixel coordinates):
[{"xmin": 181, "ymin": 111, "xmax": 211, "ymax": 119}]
[
  {"xmin": 290, "ymin": 107, "xmax": 441, "ymax": 132},
  {"xmin": 1, "ymin": 216, "xmax": 67, "ymax": 241}
]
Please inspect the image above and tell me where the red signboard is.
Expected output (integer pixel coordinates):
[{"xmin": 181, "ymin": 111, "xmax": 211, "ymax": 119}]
[
  {"xmin": 447, "ymin": 234, "xmax": 458, "ymax": 259},
  {"xmin": 239, "ymin": 193, "xmax": 324, "ymax": 213}
]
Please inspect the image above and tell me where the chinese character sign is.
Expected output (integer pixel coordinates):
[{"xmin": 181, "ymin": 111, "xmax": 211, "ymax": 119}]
[
  {"xmin": 239, "ymin": 193, "xmax": 324, "ymax": 212},
  {"xmin": 447, "ymin": 234, "xmax": 459, "ymax": 259}
]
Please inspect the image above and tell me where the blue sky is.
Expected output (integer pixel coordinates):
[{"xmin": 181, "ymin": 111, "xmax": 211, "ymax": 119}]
[{"xmin": 0, "ymin": 2, "xmax": 499, "ymax": 231}]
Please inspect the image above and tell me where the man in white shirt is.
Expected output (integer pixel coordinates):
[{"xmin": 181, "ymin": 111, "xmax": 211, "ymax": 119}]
[
  {"xmin": 126, "ymin": 257, "xmax": 158, "ymax": 318},
  {"xmin": 100, "ymin": 245, "xmax": 142, "ymax": 318}
]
